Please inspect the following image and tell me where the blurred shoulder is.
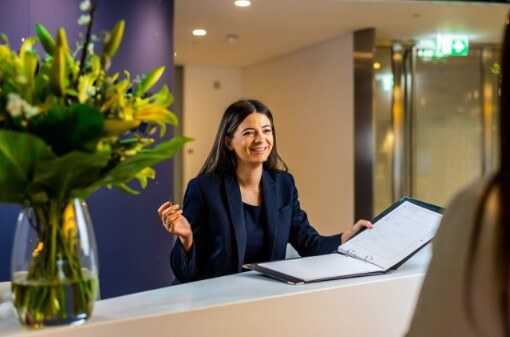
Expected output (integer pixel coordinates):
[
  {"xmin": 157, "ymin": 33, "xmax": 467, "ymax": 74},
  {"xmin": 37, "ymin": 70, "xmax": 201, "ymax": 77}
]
[{"xmin": 446, "ymin": 175, "xmax": 495, "ymax": 213}]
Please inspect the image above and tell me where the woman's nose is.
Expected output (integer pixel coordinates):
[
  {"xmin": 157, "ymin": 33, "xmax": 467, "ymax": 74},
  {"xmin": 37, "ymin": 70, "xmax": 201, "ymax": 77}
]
[{"xmin": 254, "ymin": 133, "xmax": 263, "ymax": 142}]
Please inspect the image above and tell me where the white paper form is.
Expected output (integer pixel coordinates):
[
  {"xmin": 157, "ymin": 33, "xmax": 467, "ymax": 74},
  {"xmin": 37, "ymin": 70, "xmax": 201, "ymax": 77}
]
[
  {"xmin": 338, "ymin": 201, "xmax": 443, "ymax": 270},
  {"xmin": 256, "ymin": 253, "xmax": 384, "ymax": 282}
]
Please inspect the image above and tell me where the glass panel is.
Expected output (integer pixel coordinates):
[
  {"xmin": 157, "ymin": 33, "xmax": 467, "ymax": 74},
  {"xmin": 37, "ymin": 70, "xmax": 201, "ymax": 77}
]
[
  {"xmin": 373, "ymin": 47, "xmax": 393, "ymax": 215},
  {"xmin": 485, "ymin": 48, "xmax": 502, "ymax": 172},
  {"xmin": 412, "ymin": 49, "xmax": 483, "ymax": 207}
]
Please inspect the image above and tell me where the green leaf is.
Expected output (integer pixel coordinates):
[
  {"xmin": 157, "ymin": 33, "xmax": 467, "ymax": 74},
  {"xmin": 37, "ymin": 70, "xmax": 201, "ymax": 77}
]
[
  {"xmin": 56, "ymin": 27, "xmax": 75, "ymax": 69},
  {"xmin": 30, "ymin": 104, "xmax": 104, "ymax": 156},
  {"xmin": 0, "ymin": 131, "xmax": 56, "ymax": 204},
  {"xmin": 21, "ymin": 50, "xmax": 38, "ymax": 92},
  {"xmin": 70, "ymin": 105, "xmax": 104, "ymax": 152},
  {"xmin": 0, "ymin": 131, "xmax": 113, "ymax": 202},
  {"xmin": 34, "ymin": 65, "xmax": 52, "ymax": 102},
  {"xmin": 28, "ymin": 150, "xmax": 111, "ymax": 201},
  {"xmin": 134, "ymin": 106, "xmax": 178, "ymax": 137},
  {"xmin": 35, "ymin": 24, "xmax": 56, "ymax": 56},
  {"xmin": 151, "ymin": 84, "xmax": 174, "ymax": 107},
  {"xmin": 113, "ymin": 183, "xmax": 139, "ymax": 195},
  {"xmin": 135, "ymin": 167, "xmax": 155, "ymax": 189},
  {"xmin": 77, "ymin": 74, "xmax": 95, "ymax": 103},
  {"xmin": 71, "ymin": 136, "xmax": 192, "ymax": 196},
  {"xmin": 56, "ymin": 27, "xmax": 69, "ymax": 50},
  {"xmin": 50, "ymin": 47, "xmax": 66, "ymax": 96},
  {"xmin": 103, "ymin": 120, "xmax": 140, "ymax": 136},
  {"xmin": 102, "ymin": 20, "xmax": 125, "ymax": 59},
  {"xmin": 135, "ymin": 106, "xmax": 177, "ymax": 122},
  {"xmin": 135, "ymin": 66, "xmax": 165, "ymax": 97}
]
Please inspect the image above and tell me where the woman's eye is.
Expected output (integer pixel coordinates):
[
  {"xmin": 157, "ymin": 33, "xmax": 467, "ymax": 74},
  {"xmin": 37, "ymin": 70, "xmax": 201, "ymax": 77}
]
[
  {"xmin": 243, "ymin": 131, "xmax": 254, "ymax": 136},
  {"xmin": 263, "ymin": 129, "xmax": 272, "ymax": 133}
]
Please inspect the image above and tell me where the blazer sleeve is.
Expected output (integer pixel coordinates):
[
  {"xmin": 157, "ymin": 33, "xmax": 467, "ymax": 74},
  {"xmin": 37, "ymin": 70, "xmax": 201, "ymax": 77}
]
[
  {"xmin": 286, "ymin": 174, "xmax": 342, "ymax": 256},
  {"xmin": 170, "ymin": 178, "xmax": 209, "ymax": 283}
]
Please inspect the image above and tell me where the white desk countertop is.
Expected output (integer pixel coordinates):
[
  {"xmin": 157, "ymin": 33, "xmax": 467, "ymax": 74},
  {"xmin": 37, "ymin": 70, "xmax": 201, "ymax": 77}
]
[{"xmin": 0, "ymin": 246, "xmax": 432, "ymax": 337}]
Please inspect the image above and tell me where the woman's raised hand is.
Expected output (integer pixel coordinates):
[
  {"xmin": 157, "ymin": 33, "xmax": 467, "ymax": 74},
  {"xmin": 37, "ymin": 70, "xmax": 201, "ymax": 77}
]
[
  {"xmin": 157, "ymin": 201, "xmax": 193, "ymax": 253},
  {"xmin": 340, "ymin": 219, "xmax": 374, "ymax": 244}
]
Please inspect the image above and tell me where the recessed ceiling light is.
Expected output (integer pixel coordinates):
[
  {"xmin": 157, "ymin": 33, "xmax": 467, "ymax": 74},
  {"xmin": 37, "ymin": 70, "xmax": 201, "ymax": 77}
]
[
  {"xmin": 234, "ymin": 0, "xmax": 251, "ymax": 7},
  {"xmin": 192, "ymin": 29, "xmax": 207, "ymax": 36},
  {"xmin": 227, "ymin": 34, "xmax": 239, "ymax": 43},
  {"xmin": 373, "ymin": 62, "xmax": 381, "ymax": 70}
]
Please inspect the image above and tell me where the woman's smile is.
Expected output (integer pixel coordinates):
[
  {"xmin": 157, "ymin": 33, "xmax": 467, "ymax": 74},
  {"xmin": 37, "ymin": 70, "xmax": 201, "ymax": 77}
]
[{"xmin": 250, "ymin": 145, "xmax": 268, "ymax": 154}]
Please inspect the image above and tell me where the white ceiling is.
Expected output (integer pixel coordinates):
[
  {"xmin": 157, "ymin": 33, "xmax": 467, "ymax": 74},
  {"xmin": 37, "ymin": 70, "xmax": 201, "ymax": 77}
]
[{"xmin": 174, "ymin": 0, "xmax": 510, "ymax": 68}]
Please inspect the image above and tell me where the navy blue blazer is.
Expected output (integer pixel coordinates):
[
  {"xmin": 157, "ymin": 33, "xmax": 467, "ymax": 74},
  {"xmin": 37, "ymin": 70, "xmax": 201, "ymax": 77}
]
[{"xmin": 170, "ymin": 169, "xmax": 342, "ymax": 283}]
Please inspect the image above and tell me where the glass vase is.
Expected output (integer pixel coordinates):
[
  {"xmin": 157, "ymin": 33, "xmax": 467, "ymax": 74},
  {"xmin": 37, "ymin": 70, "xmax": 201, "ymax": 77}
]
[{"xmin": 10, "ymin": 198, "xmax": 99, "ymax": 327}]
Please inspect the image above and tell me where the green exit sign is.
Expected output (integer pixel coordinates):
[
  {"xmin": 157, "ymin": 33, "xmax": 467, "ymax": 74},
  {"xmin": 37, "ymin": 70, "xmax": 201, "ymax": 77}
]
[
  {"xmin": 437, "ymin": 35, "xmax": 469, "ymax": 56},
  {"xmin": 417, "ymin": 34, "xmax": 470, "ymax": 58}
]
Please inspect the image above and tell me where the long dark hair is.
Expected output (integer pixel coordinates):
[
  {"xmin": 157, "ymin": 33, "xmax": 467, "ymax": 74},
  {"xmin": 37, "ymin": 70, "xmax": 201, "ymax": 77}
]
[
  {"xmin": 198, "ymin": 99, "xmax": 288, "ymax": 176},
  {"xmin": 466, "ymin": 12, "xmax": 510, "ymax": 334}
]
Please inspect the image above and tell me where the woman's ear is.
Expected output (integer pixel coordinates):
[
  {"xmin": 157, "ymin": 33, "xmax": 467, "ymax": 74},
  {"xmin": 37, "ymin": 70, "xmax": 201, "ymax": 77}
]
[{"xmin": 225, "ymin": 136, "xmax": 233, "ymax": 151}]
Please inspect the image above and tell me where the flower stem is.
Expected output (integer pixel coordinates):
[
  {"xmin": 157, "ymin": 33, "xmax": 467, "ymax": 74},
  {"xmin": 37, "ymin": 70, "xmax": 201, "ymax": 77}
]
[
  {"xmin": 15, "ymin": 199, "xmax": 96, "ymax": 325},
  {"xmin": 78, "ymin": 0, "xmax": 99, "ymax": 78}
]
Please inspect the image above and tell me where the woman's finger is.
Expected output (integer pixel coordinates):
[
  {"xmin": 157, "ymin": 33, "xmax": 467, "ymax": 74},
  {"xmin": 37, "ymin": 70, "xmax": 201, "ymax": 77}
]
[
  {"xmin": 355, "ymin": 220, "xmax": 373, "ymax": 229},
  {"xmin": 157, "ymin": 201, "xmax": 170, "ymax": 216},
  {"xmin": 167, "ymin": 210, "xmax": 183, "ymax": 223},
  {"xmin": 167, "ymin": 215, "xmax": 187, "ymax": 235},
  {"xmin": 163, "ymin": 208, "xmax": 182, "ymax": 224},
  {"xmin": 162, "ymin": 204, "xmax": 180, "ymax": 218}
]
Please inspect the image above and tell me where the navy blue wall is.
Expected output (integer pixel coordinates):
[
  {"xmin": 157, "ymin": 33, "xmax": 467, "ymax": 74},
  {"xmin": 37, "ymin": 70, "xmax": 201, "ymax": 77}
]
[{"xmin": 0, "ymin": 0, "xmax": 176, "ymax": 298}]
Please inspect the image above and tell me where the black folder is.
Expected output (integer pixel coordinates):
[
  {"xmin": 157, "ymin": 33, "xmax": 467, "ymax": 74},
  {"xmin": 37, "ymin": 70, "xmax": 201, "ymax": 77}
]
[{"xmin": 243, "ymin": 197, "xmax": 443, "ymax": 285}]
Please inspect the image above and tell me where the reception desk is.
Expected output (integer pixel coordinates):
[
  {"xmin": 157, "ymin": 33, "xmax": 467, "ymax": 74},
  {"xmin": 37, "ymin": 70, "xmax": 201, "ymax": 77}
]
[{"xmin": 0, "ymin": 247, "xmax": 431, "ymax": 337}]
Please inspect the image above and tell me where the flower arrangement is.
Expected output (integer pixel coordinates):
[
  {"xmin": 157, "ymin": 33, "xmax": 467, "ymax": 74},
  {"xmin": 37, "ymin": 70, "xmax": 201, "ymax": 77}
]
[{"xmin": 0, "ymin": 0, "xmax": 189, "ymax": 326}]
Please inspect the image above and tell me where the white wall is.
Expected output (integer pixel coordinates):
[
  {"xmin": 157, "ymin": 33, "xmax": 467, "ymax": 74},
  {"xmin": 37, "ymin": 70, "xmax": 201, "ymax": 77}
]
[
  {"xmin": 243, "ymin": 33, "xmax": 354, "ymax": 235},
  {"xmin": 182, "ymin": 66, "xmax": 243, "ymax": 194}
]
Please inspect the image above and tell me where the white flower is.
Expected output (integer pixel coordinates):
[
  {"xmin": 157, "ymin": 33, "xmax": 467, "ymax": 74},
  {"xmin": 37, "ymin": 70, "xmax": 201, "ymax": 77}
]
[
  {"xmin": 80, "ymin": 0, "xmax": 91, "ymax": 11},
  {"xmin": 6, "ymin": 93, "xmax": 41, "ymax": 119},
  {"xmin": 87, "ymin": 42, "xmax": 95, "ymax": 54},
  {"xmin": 86, "ymin": 88, "xmax": 96, "ymax": 97},
  {"xmin": 6, "ymin": 93, "xmax": 23, "ymax": 117},
  {"xmin": 23, "ymin": 104, "xmax": 40, "ymax": 119},
  {"xmin": 77, "ymin": 14, "xmax": 91, "ymax": 26}
]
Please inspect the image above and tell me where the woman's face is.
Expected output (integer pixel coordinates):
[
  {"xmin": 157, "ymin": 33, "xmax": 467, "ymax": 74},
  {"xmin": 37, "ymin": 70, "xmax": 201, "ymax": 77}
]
[{"xmin": 227, "ymin": 112, "xmax": 274, "ymax": 168}]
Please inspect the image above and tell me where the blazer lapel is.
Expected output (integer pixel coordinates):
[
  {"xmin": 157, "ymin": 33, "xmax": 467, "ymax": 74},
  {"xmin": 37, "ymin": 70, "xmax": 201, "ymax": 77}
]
[
  {"xmin": 261, "ymin": 170, "xmax": 278, "ymax": 259},
  {"xmin": 224, "ymin": 174, "xmax": 246, "ymax": 271}
]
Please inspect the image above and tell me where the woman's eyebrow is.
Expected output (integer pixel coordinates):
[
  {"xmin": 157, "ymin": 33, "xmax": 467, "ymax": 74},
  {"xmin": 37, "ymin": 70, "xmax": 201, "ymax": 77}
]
[{"xmin": 241, "ymin": 125, "xmax": 270, "ymax": 131}]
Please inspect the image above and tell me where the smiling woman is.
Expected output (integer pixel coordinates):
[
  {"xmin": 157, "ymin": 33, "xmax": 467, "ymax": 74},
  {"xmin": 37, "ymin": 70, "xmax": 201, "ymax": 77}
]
[
  {"xmin": 225, "ymin": 112, "xmax": 273, "ymax": 171},
  {"xmin": 225, "ymin": 112, "xmax": 274, "ymax": 170},
  {"xmin": 156, "ymin": 99, "xmax": 373, "ymax": 283},
  {"xmin": 198, "ymin": 99, "xmax": 286, "ymax": 177}
]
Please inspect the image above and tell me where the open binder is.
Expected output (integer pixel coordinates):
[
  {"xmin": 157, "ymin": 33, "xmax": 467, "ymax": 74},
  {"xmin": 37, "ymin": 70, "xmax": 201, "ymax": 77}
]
[{"xmin": 243, "ymin": 197, "xmax": 443, "ymax": 285}]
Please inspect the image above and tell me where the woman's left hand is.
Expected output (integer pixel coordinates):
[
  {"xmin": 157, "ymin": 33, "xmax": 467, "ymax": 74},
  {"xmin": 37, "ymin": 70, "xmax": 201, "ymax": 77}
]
[{"xmin": 340, "ymin": 219, "xmax": 374, "ymax": 244}]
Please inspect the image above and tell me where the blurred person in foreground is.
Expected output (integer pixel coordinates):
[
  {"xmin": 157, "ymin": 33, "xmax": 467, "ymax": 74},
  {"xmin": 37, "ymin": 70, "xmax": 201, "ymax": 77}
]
[{"xmin": 407, "ymin": 12, "xmax": 510, "ymax": 337}]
